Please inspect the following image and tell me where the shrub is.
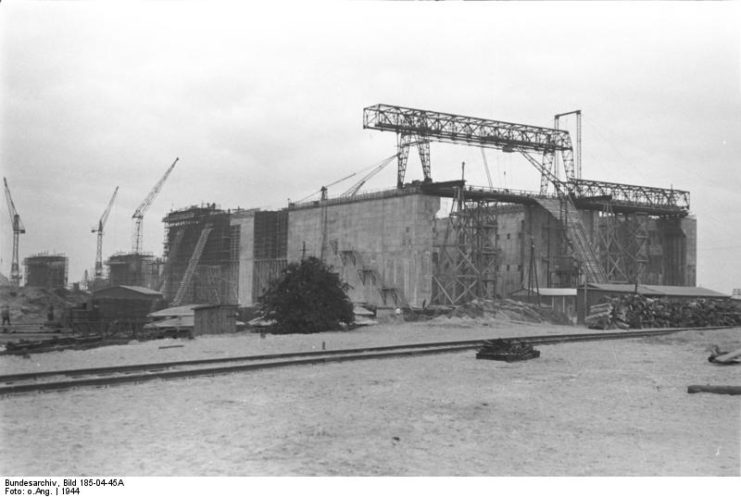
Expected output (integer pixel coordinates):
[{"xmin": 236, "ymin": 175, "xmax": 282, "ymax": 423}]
[{"xmin": 259, "ymin": 257, "xmax": 354, "ymax": 334}]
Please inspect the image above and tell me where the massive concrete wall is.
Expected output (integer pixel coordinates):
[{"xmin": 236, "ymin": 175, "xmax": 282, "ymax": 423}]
[
  {"xmin": 287, "ymin": 192, "xmax": 440, "ymax": 308},
  {"xmin": 493, "ymin": 205, "xmax": 698, "ymax": 292},
  {"xmin": 230, "ymin": 210, "xmax": 256, "ymax": 307},
  {"xmin": 231, "ymin": 195, "xmax": 696, "ymax": 307}
]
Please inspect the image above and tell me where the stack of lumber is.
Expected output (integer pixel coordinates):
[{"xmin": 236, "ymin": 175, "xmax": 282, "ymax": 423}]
[
  {"xmin": 586, "ymin": 295, "xmax": 741, "ymax": 330},
  {"xmin": 585, "ymin": 302, "xmax": 618, "ymax": 330},
  {"xmin": 476, "ymin": 339, "xmax": 541, "ymax": 362}
]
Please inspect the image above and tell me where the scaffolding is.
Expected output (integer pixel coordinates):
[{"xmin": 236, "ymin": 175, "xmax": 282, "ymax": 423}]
[
  {"xmin": 432, "ymin": 187, "xmax": 500, "ymax": 305},
  {"xmin": 161, "ymin": 205, "xmax": 237, "ymax": 305},
  {"xmin": 24, "ymin": 253, "xmax": 68, "ymax": 288}
]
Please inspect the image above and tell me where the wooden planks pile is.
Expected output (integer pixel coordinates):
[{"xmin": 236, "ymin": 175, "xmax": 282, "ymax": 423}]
[{"xmin": 586, "ymin": 295, "xmax": 741, "ymax": 330}]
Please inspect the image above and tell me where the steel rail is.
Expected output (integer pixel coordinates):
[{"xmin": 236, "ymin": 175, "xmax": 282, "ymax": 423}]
[{"xmin": 0, "ymin": 326, "xmax": 734, "ymax": 396}]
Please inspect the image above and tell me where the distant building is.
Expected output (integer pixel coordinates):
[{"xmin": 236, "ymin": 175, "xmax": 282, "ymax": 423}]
[{"xmin": 24, "ymin": 253, "xmax": 68, "ymax": 288}]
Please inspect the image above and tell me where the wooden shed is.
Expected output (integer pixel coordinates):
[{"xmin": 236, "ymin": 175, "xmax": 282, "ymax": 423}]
[
  {"xmin": 193, "ymin": 304, "xmax": 238, "ymax": 336},
  {"xmin": 87, "ymin": 285, "xmax": 164, "ymax": 334}
]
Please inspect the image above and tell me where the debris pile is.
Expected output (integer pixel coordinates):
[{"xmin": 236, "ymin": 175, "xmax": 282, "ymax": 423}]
[
  {"xmin": 586, "ymin": 295, "xmax": 741, "ymax": 330},
  {"xmin": 0, "ymin": 286, "xmax": 88, "ymax": 326},
  {"xmin": 1, "ymin": 335, "xmax": 130, "ymax": 356},
  {"xmin": 476, "ymin": 339, "xmax": 540, "ymax": 362},
  {"xmin": 447, "ymin": 298, "xmax": 571, "ymax": 324}
]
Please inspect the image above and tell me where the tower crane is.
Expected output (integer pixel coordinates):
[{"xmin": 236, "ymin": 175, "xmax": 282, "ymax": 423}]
[
  {"xmin": 92, "ymin": 186, "xmax": 119, "ymax": 278},
  {"xmin": 341, "ymin": 153, "xmax": 398, "ymax": 197},
  {"xmin": 3, "ymin": 177, "xmax": 25, "ymax": 287},
  {"xmin": 132, "ymin": 157, "xmax": 178, "ymax": 254}
]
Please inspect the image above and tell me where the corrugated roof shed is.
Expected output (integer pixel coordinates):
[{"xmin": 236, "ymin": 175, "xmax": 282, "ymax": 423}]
[
  {"xmin": 93, "ymin": 285, "xmax": 163, "ymax": 299},
  {"xmin": 586, "ymin": 283, "xmax": 728, "ymax": 298},
  {"xmin": 148, "ymin": 305, "xmax": 199, "ymax": 318},
  {"xmin": 642, "ymin": 285, "xmax": 729, "ymax": 298},
  {"xmin": 511, "ymin": 288, "xmax": 576, "ymax": 297}
]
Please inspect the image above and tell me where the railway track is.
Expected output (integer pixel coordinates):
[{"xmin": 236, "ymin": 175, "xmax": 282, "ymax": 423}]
[{"xmin": 0, "ymin": 326, "xmax": 734, "ymax": 396}]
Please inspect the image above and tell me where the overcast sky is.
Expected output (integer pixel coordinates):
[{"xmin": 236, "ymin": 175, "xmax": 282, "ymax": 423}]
[{"xmin": 1, "ymin": 1, "xmax": 739, "ymax": 292}]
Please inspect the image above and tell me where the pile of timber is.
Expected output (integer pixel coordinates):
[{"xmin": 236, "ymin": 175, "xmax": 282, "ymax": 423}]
[
  {"xmin": 1, "ymin": 335, "xmax": 130, "ymax": 356},
  {"xmin": 586, "ymin": 295, "xmax": 741, "ymax": 330},
  {"xmin": 476, "ymin": 339, "xmax": 541, "ymax": 362}
]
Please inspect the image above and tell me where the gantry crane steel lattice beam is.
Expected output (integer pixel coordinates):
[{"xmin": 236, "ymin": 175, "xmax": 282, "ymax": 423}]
[{"xmin": 363, "ymin": 103, "xmax": 576, "ymax": 191}]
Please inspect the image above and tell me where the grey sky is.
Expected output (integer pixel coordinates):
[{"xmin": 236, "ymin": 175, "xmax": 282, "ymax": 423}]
[{"xmin": 1, "ymin": 2, "xmax": 740, "ymax": 292}]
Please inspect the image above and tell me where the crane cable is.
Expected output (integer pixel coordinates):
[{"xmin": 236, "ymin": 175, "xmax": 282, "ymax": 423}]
[{"xmin": 480, "ymin": 148, "xmax": 493, "ymax": 188}]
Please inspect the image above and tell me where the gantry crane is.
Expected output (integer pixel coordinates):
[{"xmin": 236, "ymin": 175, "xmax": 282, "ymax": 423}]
[
  {"xmin": 3, "ymin": 177, "xmax": 25, "ymax": 287},
  {"xmin": 132, "ymin": 158, "xmax": 178, "ymax": 254},
  {"xmin": 362, "ymin": 104, "xmax": 575, "ymax": 193},
  {"xmin": 92, "ymin": 186, "xmax": 119, "ymax": 278}
]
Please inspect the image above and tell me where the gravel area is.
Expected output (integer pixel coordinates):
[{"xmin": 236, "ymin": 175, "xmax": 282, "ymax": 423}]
[{"xmin": 1, "ymin": 322, "xmax": 739, "ymax": 476}]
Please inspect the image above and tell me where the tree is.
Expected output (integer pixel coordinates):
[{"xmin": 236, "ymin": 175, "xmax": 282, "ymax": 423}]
[{"xmin": 259, "ymin": 257, "xmax": 354, "ymax": 334}]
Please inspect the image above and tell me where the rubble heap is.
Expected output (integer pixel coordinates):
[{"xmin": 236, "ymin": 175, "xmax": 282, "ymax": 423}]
[
  {"xmin": 446, "ymin": 298, "xmax": 571, "ymax": 324},
  {"xmin": 476, "ymin": 339, "xmax": 541, "ymax": 362},
  {"xmin": 586, "ymin": 295, "xmax": 741, "ymax": 330}
]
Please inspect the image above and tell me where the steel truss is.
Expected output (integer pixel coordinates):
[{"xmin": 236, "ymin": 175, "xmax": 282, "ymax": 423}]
[
  {"xmin": 622, "ymin": 213, "xmax": 649, "ymax": 284},
  {"xmin": 571, "ymin": 179, "xmax": 690, "ymax": 213},
  {"xmin": 432, "ymin": 188, "xmax": 500, "ymax": 305},
  {"xmin": 363, "ymin": 104, "xmax": 575, "ymax": 190}
]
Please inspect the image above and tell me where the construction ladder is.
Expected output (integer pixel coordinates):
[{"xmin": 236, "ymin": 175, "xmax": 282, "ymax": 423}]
[{"xmin": 172, "ymin": 224, "xmax": 213, "ymax": 306}]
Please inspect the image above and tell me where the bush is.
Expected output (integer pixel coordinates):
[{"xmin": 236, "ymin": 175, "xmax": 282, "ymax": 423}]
[{"xmin": 259, "ymin": 257, "xmax": 354, "ymax": 334}]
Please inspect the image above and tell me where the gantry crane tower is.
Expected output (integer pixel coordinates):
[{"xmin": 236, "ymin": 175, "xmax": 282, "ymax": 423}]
[
  {"xmin": 132, "ymin": 158, "xmax": 178, "ymax": 254},
  {"xmin": 3, "ymin": 177, "xmax": 25, "ymax": 287},
  {"xmin": 92, "ymin": 186, "xmax": 119, "ymax": 278}
]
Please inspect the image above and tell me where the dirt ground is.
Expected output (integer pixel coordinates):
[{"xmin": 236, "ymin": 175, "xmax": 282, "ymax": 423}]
[
  {"xmin": 0, "ymin": 285, "xmax": 88, "ymax": 325},
  {"xmin": 0, "ymin": 319, "xmax": 739, "ymax": 476}
]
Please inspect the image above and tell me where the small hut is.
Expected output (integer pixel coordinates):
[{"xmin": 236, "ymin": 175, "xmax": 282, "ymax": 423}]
[{"xmin": 193, "ymin": 304, "xmax": 238, "ymax": 336}]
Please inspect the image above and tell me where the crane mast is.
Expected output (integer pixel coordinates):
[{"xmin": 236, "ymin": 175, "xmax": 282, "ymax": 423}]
[
  {"xmin": 92, "ymin": 186, "xmax": 119, "ymax": 278},
  {"xmin": 132, "ymin": 158, "xmax": 178, "ymax": 254},
  {"xmin": 3, "ymin": 177, "xmax": 25, "ymax": 287}
]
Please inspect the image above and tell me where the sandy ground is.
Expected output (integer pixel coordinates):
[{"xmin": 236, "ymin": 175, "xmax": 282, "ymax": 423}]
[
  {"xmin": 0, "ymin": 320, "xmax": 739, "ymax": 476},
  {"xmin": 0, "ymin": 317, "xmax": 567, "ymax": 374}
]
